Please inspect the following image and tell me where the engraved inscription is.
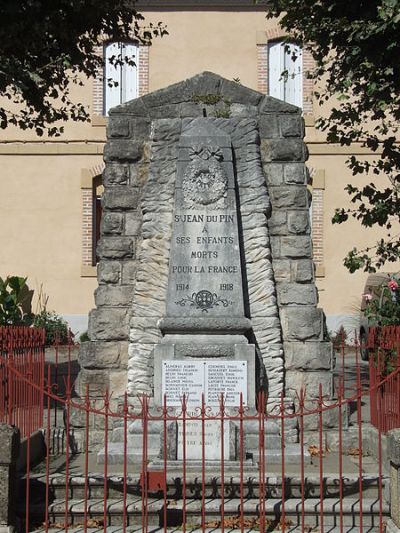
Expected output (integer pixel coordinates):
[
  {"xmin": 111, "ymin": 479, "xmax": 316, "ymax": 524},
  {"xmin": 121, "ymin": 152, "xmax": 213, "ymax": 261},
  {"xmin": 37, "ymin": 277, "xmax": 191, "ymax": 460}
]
[
  {"xmin": 166, "ymin": 127, "xmax": 244, "ymax": 317},
  {"xmin": 162, "ymin": 360, "xmax": 247, "ymax": 406}
]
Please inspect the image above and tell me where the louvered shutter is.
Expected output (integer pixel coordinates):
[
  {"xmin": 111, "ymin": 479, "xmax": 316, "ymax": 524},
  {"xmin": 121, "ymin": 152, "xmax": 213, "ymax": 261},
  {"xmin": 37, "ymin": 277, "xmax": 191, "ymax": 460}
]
[
  {"xmin": 284, "ymin": 44, "xmax": 303, "ymax": 107},
  {"xmin": 268, "ymin": 41, "xmax": 284, "ymax": 100},
  {"xmin": 122, "ymin": 43, "xmax": 139, "ymax": 103},
  {"xmin": 104, "ymin": 42, "xmax": 122, "ymax": 115}
]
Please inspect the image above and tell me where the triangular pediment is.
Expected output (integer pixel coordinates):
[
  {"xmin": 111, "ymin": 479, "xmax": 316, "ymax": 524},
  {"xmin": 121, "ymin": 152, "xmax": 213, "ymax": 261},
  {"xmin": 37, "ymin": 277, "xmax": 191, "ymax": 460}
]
[{"xmin": 109, "ymin": 71, "xmax": 300, "ymax": 116}]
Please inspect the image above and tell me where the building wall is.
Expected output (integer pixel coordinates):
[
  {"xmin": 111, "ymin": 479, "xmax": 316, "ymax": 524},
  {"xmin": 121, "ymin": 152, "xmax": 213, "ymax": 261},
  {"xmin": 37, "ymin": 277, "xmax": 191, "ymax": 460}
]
[{"xmin": 0, "ymin": 6, "xmax": 395, "ymax": 336}]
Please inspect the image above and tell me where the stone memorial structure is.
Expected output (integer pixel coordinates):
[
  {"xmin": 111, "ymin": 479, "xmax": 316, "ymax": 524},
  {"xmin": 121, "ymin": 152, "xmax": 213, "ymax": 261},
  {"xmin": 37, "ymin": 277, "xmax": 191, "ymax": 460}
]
[{"xmin": 79, "ymin": 72, "xmax": 333, "ymax": 461}]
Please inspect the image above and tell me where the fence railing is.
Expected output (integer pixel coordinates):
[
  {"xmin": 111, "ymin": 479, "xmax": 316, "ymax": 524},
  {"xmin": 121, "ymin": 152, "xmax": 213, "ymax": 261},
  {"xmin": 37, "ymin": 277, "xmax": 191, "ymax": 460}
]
[
  {"xmin": 368, "ymin": 326, "xmax": 400, "ymax": 432},
  {"xmin": 1, "ymin": 325, "xmax": 400, "ymax": 532},
  {"xmin": 0, "ymin": 326, "xmax": 45, "ymax": 438},
  {"xmin": 2, "ymin": 333, "xmax": 399, "ymax": 533}
]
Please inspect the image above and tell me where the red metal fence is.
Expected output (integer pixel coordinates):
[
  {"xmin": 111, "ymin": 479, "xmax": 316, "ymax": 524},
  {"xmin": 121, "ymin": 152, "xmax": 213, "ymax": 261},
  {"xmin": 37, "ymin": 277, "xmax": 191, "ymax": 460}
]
[
  {"xmin": 0, "ymin": 326, "xmax": 399, "ymax": 532},
  {"xmin": 368, "ymin": 326, "xmax": 400, "ymax": 432},
  {"xmin": 0, "ymin": 326, "xmax": 45, "ymax": 438}
]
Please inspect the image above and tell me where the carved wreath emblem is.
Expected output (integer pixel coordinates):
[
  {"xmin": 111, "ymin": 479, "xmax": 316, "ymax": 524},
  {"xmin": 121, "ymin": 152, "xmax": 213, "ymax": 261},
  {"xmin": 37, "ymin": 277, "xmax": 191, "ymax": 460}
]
[
  {"xmin": 175, "ymin": 290, "xmax": 229, "ymax": 313},
  {"xmin": 189, "ymin": 144, "xmax": 223, "ymax": 161},
  {"xmin": 182, "ymin": 160, "xmax": 227, "ymax": 206}
]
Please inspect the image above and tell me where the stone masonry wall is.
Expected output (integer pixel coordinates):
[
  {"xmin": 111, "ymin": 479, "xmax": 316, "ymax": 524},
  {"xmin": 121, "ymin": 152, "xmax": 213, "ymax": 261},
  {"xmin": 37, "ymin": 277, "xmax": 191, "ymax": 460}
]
[{"xmin": 259, "ymin": 100, "xmax": 332, "ymax": 400}]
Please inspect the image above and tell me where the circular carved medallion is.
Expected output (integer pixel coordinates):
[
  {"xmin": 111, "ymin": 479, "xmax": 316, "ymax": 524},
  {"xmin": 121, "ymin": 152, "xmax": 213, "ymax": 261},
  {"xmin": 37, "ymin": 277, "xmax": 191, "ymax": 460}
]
[
  {"xmin": 195, "ymin": 290, "xmax": 214, "ymax": 309},
  {"xmin": 182, "ymin": 160, "xmax": 227, "ymax": 205}
]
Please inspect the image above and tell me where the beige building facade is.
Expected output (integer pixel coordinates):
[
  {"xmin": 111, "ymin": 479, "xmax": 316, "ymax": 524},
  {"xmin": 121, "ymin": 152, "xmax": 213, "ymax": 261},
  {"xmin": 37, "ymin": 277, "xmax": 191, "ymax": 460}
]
[{"xmin": 0, "ymin": 0, "xmax": 387, "ymax": 336}]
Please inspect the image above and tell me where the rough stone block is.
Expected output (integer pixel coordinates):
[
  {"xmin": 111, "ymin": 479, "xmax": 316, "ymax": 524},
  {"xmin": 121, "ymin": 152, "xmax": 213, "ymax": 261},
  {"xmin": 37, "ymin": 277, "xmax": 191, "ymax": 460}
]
[
  {"xmin": 103, "ymin": 164, "xmax": 129, "ymax": 186},
  {"xmin": 259, "ymin": 115, "xmax": 279, "ymax": 139},
  {"xmin": 95, "ymin": 286, "xmax": 135, "ymax": 307},
  {"xmin": 264, "ymin": 164, "xmax": 284, "ymax": 186},
  {"xmin": 107, "ymin": 117, "xmax": 130, "ymax": 138},
  {"xmin": 261, "ymin": 139, "xmax": 305, "ymax": 162},
  {"xmin": 285, "ymin": 370, "xmax": 332, "ymax": 399},
  {"xmin": 230, "ymin": 103, "xmax": 258, "ymax": 118},
  {"xmin": 277, "ymin": 283, "xmax": 317, "ymax": 305},
  {"xmin": 98, "ymin": 261, "xmax": 121, "ymax": 284},
  {"xmin": 388, "ymin": 429, "xmax": 400, "ymax": 467},
  {"xmin": 221, "ymin": 78, "xmax": 262, "ymax": 106},
  {"xmin": 88, "ymin": 308, "xmax": 130, "ymax": 341},
  {"xmin": 292, "ymin": 260, "xmax": 314, "ymax": 282},
  {"xmin": 280, "ymin": 236, "xmax": 312, "ymax": 258},
  {"xmin": 130, "ymin": 118, "xmax": 151, "ymax": 139},
  {"xmin": 0, "ymin": 425, "xmax": 19, "ymax": 464},
  {"xmin": 269, "ymin": 236, "xmax": 281, "ymax": 258},
  {"xmin": 186, "ymin": 71, "xmax": 223, "ymax": 96},
  {"xmin": 268, "ymin": 210, "xmax": 287, "ymax": 235},
  {"xmin": 284, "ymin": 341, "xmax": 333, "ymax": 370},
  {"xmin": 272, "ymin": 259, "xmax": 292, "ymax": 282},
  {"xmin": 125, "ymin": 212, "xmax": 142, "ymax": 236},
  {"xmin": 109, "ymin": 370, "xmax": 128, "ymax": 398},
  {"xmin": 179, "ymin": 101, "xmax": 203, "ymax": 118},
  {"xmin": 270, "ymin": 186, "xmax": 308, "ymax": 208},
  {"xmin": 259, "ymin": 96, "xmax": 300, "ymax": 114},
  {"xmin": 101, "ymin": 213, "xmax": 124, "ymax": 234},
  {"xmin": 76, "ymin": 369, "xmax": 109, "ymax": 397},
  {"xmin": 149, "ymin": 104, "xmax": 181, "ymax": 119},
  {"xmin": 284, "ymin": 163, "xmax": 307, "ymax": 184},
  {"xmin": 121, "ymin": 261, "xmax": 138, "ymax": 284},
  {"xmin": 130, "ymin": 317, "xmax": 162, "ymax": 344},
  {"xmin": 102, "ymin": 187, "xmax": 139, "ymax": 210},
  {"xmin": 109, "ymin": 97, "xmax": 148, "ymax": 117},
  {"xmin": 97, "ymin": 237, "xmax": 135, "ymax": 259},
  {"xmin": 103, "ymin": 140, "xmax": 143, "ymax": 162},
  {"xmin": 142, "ymin": 78, "xmax": 192, "ymax": 108},
  {"xmin": 281, "ymin": 307, "xmax": 323, "ymax": 341},
  {"xmin": 79, "ymin": 341, "xmax": 127, "ymax": 369},
  {"xmin": 280, "ymin": 115, "xmax": 304, "ymax": 137},
  {"xmin": 287, "ymin": 210, "xmax": 310, "ymax": 234}
]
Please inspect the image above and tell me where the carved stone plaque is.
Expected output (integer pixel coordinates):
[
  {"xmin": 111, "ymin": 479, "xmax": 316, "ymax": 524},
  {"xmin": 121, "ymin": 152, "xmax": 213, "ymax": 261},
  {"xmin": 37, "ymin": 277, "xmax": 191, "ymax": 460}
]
[
  {"xmin": 177, "ymin": 416, "xmax": 231, "ymax": 460},
  {"xmin": 166, "ymin": 121, "xmax": 245, "ymax": 318}
]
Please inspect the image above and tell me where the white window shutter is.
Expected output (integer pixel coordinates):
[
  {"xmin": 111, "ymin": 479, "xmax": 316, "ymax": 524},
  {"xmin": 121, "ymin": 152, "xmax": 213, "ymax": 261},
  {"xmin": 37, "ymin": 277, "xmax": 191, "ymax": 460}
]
[
  {"xmin": 122, "ymin": 44, "xmax": 139, "ymax": 103},
  {"xmin": 284, "ymin": 44, "xmax": 303, "ymax": 108},
  {"xmin": 268, "ymin": 41, "xmax": 284, "ymax": 100},
  {"xmin": 104, "ymin": 42, "xmax": 122, "ymax": 115}
]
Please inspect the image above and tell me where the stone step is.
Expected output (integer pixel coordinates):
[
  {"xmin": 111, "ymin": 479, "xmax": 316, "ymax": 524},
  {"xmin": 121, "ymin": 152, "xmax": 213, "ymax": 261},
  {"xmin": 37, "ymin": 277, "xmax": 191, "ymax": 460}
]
[
  {"xmin": 26, "ymin": 497, "xmax": 390, "ymax": 528},
  {"xmin": 30, "ymin": 472, "xmax": 389, "ymax": 501},
  {"xmin": 97, "ymin": 444, "xmax": 310, "ymax": 465},
  {"xmin": 33, "ymin": 527, "xmax": 386, "ymax": 533}
]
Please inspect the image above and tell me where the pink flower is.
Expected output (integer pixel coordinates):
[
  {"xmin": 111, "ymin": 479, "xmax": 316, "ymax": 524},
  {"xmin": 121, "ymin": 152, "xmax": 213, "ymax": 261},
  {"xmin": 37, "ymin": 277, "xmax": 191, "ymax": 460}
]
[
  {"xmin": 388, "ymin": 279, "xmax": 399, "ymax": 291},
  {"xmin": 362, "ymin": 293, "xmax": 373, "ymax": 302}
]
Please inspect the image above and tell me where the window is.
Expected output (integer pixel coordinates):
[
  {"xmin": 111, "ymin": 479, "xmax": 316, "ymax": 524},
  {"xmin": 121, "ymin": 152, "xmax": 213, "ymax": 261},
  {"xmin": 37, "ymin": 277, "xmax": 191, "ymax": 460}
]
[
  {"xmin": 93, "ymin": 175, "xmax": 103, "ymax": 265},
  {"xmin": 268, "ymin": 41, "xmax": 303, "ymax": 108},
  {"xmin": 104, "ymin": 42, "xmax": 139, "ymax": 116},
  {"xmin": 81, "ymin": 170, "xmax": 104, "ymax": 273}
]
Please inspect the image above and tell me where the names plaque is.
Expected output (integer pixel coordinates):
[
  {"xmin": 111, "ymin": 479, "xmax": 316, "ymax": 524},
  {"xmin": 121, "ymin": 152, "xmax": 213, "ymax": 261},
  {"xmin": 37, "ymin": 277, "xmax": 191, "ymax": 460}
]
[
  {"xmin": 162, "ymin": 360, "xmax": 247, "ymax": 406},
  {"xmin": 177, "ymin": 416, "xmax": 230, "ymax": 460}
]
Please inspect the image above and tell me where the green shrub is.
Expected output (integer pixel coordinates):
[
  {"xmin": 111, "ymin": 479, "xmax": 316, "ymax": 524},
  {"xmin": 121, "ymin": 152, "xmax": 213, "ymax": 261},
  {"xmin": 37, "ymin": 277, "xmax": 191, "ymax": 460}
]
[
  {"xmin": 0, "ymin": 276, "xmax": 30, "ymax": 325},
  {"xmin": 33, "ymin": 310, "xmax": 72, "ymax": 346},
  {"xmin": 79, "ymin": 330, "xmax": 90, "ymax": 342}
]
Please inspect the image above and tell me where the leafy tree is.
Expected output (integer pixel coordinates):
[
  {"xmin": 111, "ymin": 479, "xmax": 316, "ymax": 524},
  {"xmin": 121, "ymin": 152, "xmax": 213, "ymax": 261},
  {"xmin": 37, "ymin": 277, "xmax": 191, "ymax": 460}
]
[
  {"xmin": 0, "ymin": 0, "xmax": 166, "ymax": 136},
  {"xmin": 265, "ymin": 0, "xmax": 400, "ymax": 272}
]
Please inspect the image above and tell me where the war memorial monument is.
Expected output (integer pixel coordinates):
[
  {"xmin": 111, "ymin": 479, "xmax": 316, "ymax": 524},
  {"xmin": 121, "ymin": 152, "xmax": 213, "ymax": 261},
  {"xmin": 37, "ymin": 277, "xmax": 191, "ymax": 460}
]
[{"xmin": 78, "ymin": 72, "xmax": 333, "ymax": 462}]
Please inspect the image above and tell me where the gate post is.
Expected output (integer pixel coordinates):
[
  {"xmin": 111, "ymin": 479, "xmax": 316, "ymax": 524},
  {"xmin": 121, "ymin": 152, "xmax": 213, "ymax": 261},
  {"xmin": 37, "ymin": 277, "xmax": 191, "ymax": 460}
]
[
  {"xmin": 388, "ymin": 429, "xmax": 400, "ymax": 532},
  {"xmin": 0, "ymin": 425, "xmax": 20, "ymax": 533}
]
